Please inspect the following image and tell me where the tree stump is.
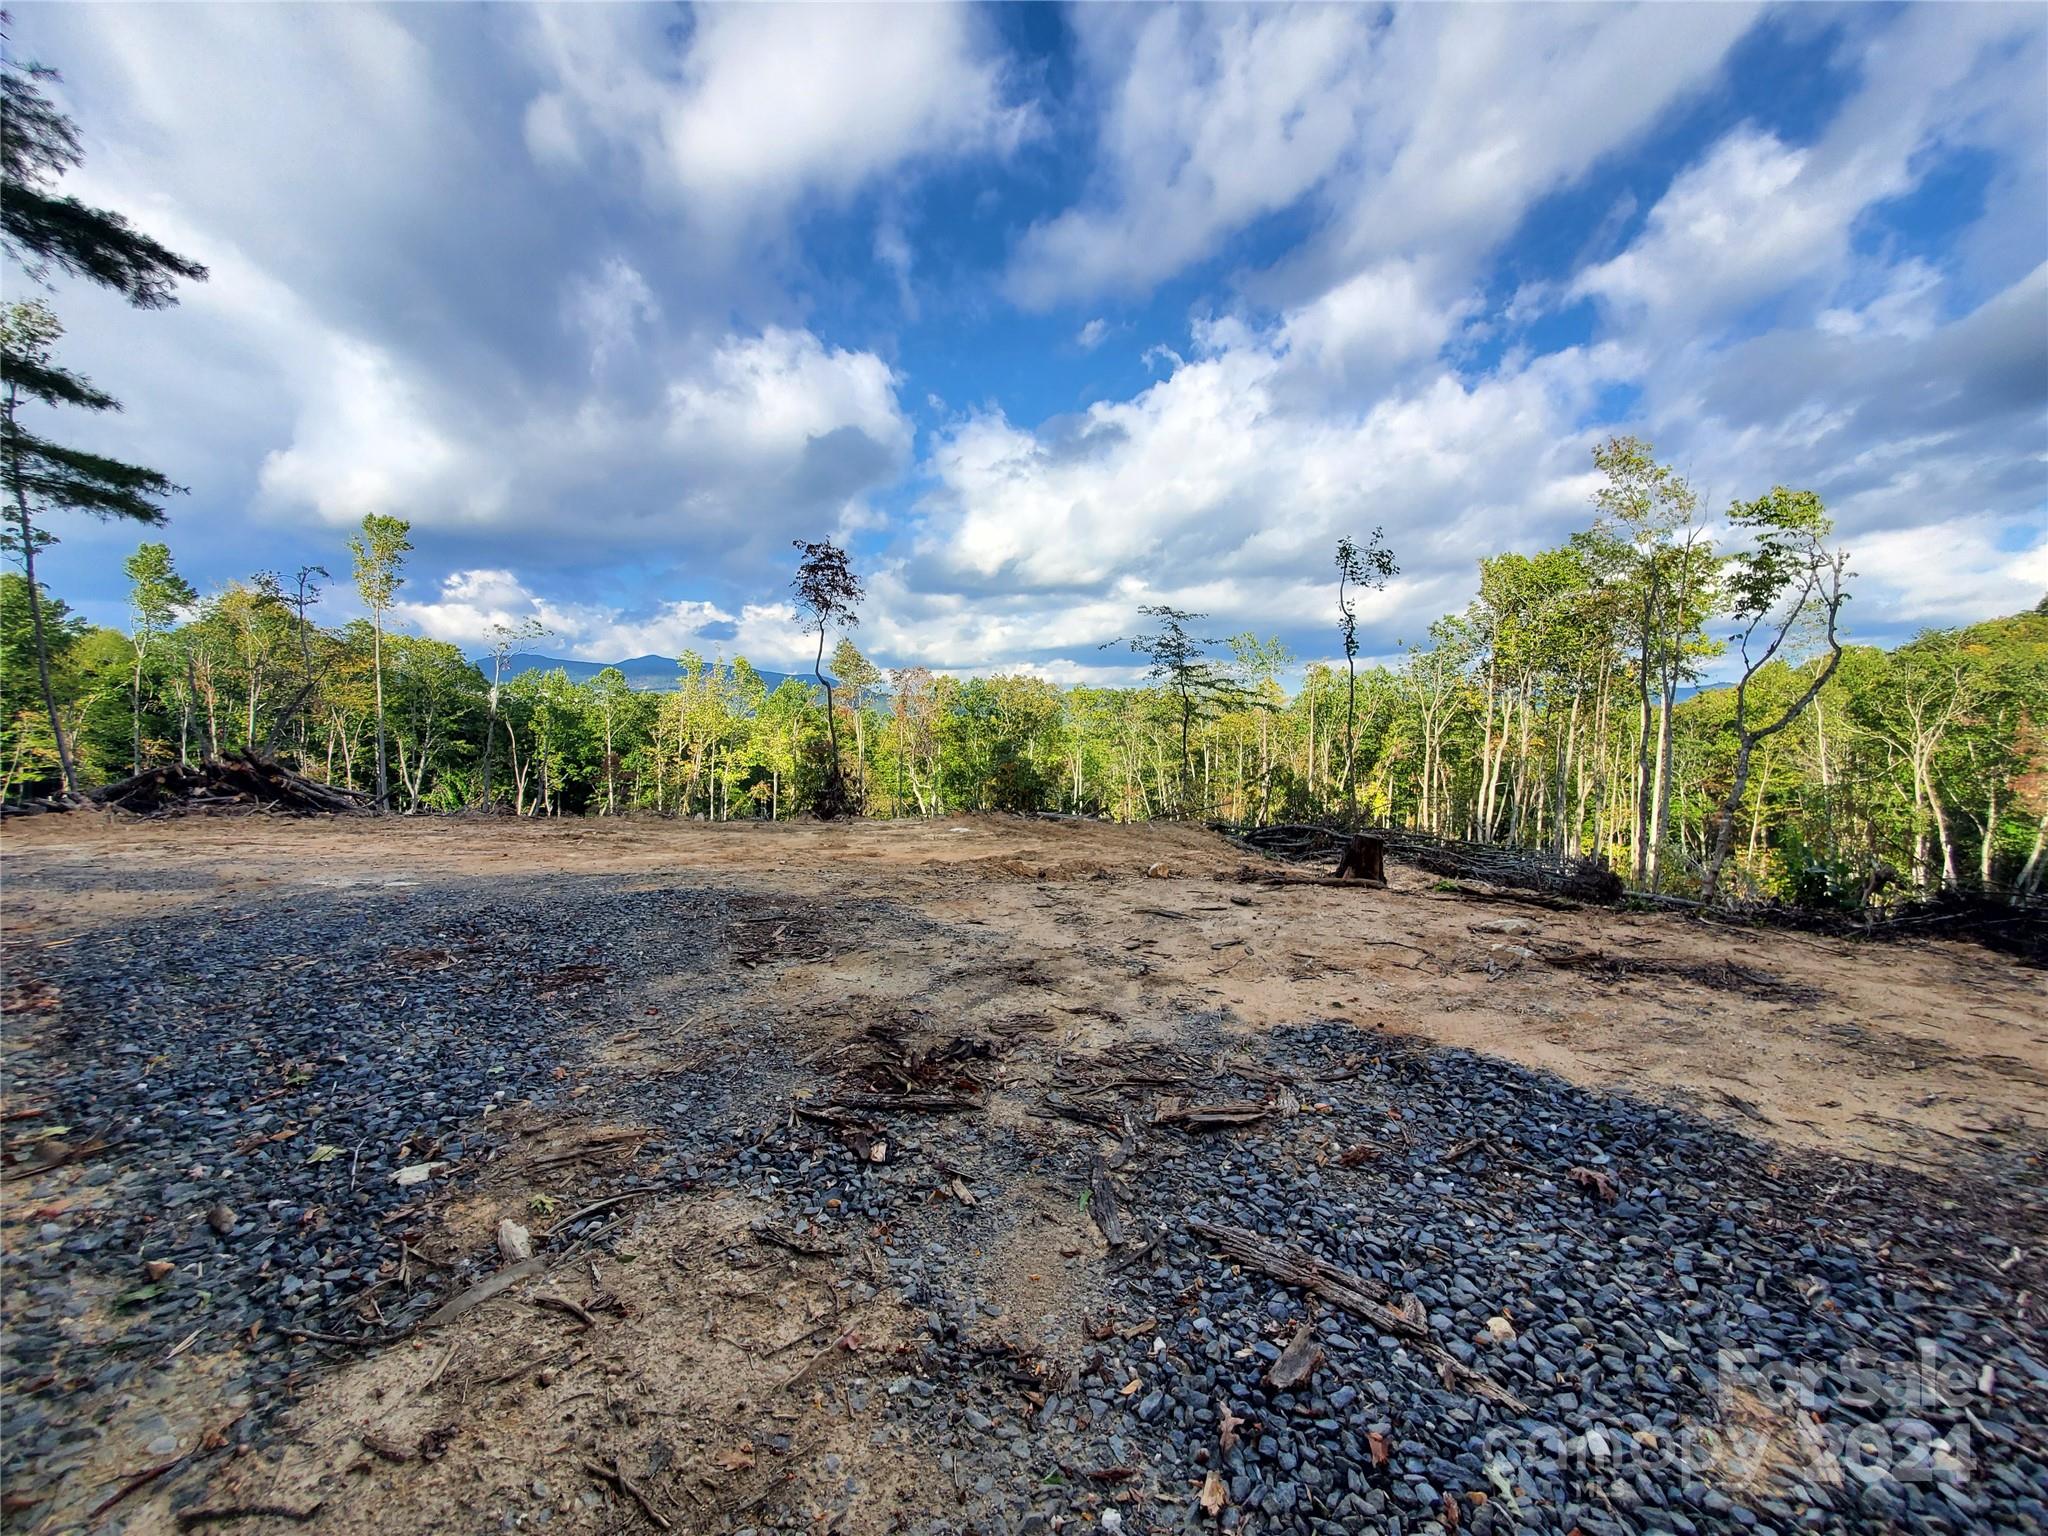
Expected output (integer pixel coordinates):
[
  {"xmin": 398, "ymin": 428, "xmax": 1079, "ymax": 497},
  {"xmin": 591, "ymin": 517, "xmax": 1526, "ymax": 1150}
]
[{"xmin": 1334, "ymin": 835, "xmax": 1386, "ymax": 886}]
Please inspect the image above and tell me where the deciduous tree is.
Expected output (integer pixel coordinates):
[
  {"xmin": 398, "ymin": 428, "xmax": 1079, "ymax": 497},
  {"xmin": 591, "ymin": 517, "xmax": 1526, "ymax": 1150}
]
[
  {"xmin": 122, "ymin": 541, "xmax": 194, "ymax": 774},
  {"xmin": 348, "ymin": 513, "xmax": 411, "ymax": 808},
  {"xmin": 1, "ymin": 300, "xmax": 182, "ymax": 791}
]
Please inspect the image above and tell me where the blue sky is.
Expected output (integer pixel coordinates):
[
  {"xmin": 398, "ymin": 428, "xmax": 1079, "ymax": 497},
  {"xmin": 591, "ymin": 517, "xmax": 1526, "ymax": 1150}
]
[{"xmin": 10, "ymin": 2, "xmax": 2046, "ymax": 683}]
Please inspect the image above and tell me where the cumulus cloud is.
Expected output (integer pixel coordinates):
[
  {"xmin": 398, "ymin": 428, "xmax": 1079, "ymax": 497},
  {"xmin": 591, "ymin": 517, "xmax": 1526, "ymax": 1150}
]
[
  {"xmin": 1574, "ymin": 5, "xmax": 2045, "ymax": 338},
  {"xmin": 396, "ymin": 569, "xmax": 821, "ymax": 669},
  {"xmin": 1849, "ymin": 518, "xmax": 2048, "ymax": 626},
  {"xmin": 522, "ymin": 4, "xmax": 1037, "ymax": 237},
  {"xmin": 1008, "ymin": 3, "xmax": 1759, "ymax": 309},
  {"xmin": 915, "ymin": 303, "xmax": 1620, "ymax": 648},
  {"xmin": 565, "ymin": 256, "xmax": 660, "ymax": 374},
  {"xmin": 13, "ymin": 2, "xmax": 2041, "ymax": 675},
  {"xmin": 1008, "ymin": 6, "xmax": 1379, "ymax": 308}
]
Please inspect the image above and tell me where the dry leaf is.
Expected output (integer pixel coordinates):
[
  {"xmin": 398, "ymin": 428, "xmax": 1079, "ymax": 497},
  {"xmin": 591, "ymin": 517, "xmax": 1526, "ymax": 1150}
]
[
  {"xmin": 1568, "ymin": 1165, "xmax": 1618, "ymax": 1203},
  {"xmin": 1119, "ymin": 1379, "xmax": 1142, "ymax": 1396},
  {"xmin": 950, "ymin": 1178, "xmax": 976, "ymax": 1206},
  {"xmin": 1217, "ymin": 1404, "xmax": 1245, "ymax": 1453},
  {"xmin": 1200, "ymin": 1470, "xmax": 1228, "ymax": 1517},
  {"xmin": 1367, "ymin": 1430, "xmax": 1391, "ymax": 1466},
  {"xmin": 716, "ymin": 1444, "xmax": 755, "ymax": 1472}
]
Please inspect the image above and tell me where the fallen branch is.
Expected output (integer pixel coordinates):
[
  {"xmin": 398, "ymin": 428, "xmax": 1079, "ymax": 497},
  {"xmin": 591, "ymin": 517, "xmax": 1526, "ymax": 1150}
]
[
  {"xmin": 177, "ymin": 1502, "xmax": 324, "ymax": 1528},
  {"xmin": 1154, "ymin": 1098, "xmax": 1269, "ymax": 1131},
  {"xmin": 751, "ymin": 1223, "xmax": 845, "ymax": 1259},
  {"xmin": 825, "ymin": 1091, "xmax": 983, "ymax": 1114},
  {"xmin": 1089, "ymin": 1161, "xmax": 1127, "ymax": 1248},
  {"xmin": 778, "ymin": 1329, "xmax": 857, "ymax": 1393},
  {"xmin": 422, "ymin": 1257, "xmax": 547, "ymax": 1328},
  {"xmin": 540, "ymin": 1187, "xmax": 658, "ymax": 1240},
  {"xmin": 532, "ymin": 1294, "xmax": 597, "ymax": 1329},
  {"xmin": 88, "ymin": 1453, "xmax": 192, "ymax": 1520},
  {"xmin": 1187, "ymin": 1219, "xmax": 1528, "ymax": 1415},
  {"xmin": 583, "ymin": 1457, "xmax": 672, "ymax": 1531}
]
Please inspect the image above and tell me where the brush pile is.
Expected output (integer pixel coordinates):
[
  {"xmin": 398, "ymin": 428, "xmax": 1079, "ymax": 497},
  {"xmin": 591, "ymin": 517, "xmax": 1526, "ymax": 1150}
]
[{"xmin": 4, "ymin": 750, "xmax": 374, "ymax": 819}]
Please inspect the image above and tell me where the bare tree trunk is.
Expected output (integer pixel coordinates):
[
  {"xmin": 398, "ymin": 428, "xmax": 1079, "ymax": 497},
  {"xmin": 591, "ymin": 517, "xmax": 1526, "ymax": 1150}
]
[
  {"xmin": 1647, "ymin": 680, "xmax": 1674, "ymax": 888},
  {"xmin": 1930, "ymin": 776, "xmax": 1959, "ymax": 889},
  {"xmin": 12, "ymin": 504, "xmax": 77, "ymax": 793},
  {"xmin": 2016, "ymin": 809, "xmax": 2047, "ymax": 895},
  {"xmin": 1978, "ymin": 784, "xmax": 1998, "ymax": 890},
  {"xmin": 371, "ymin": 614, "xmax": 389, "ymax": 808},
  {"xmin": 131, "ymin": 637, "xmax": 147, "ymax": 776}
]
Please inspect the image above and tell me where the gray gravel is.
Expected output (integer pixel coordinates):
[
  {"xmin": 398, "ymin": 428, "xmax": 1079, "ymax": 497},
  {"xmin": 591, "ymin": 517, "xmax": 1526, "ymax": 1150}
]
[{"xmin": 4, "ymin": 873, "xmax": 2043, "ymax": 1536}]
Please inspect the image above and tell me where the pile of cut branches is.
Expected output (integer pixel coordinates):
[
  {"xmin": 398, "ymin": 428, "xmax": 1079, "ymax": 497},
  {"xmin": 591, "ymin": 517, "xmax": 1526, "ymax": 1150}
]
[{"xmin": 5, "ymin": 750, "xmax": 374, "ymax": 819}]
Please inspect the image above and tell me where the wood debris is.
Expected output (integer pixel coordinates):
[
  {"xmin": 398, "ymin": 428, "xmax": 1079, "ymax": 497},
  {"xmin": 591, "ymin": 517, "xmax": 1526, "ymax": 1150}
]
[
  {"xmin": 1266, "ymin": 1320, "xmax": 1324, "ymax": 1389},
  {"xmin": 1153, "ymin": 1098, "xmax": 1269, "ymax": 1131},
  {"xmin": 1188, "ymin": 1219, "xmax": 1528, "ymax": 1415}
]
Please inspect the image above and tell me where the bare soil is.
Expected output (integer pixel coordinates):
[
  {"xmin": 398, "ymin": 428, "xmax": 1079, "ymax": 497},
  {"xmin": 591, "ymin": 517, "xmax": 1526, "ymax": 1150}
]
[
  {"xmin": 3, "ymin": 813, "xmax": 2042, "ymax": 1535},
  {"xmin": 8, "ymin": 813, "xmax": 2040, "ymax": 1171}
]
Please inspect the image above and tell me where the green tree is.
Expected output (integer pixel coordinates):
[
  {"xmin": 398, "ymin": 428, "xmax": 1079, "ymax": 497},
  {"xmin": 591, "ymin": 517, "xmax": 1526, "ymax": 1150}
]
[
  {"xmin": 0, "ymin": 570, "xmax": 82, "ymax": 795},
  {"xmin": 589, "ymin": 665, "xmax": 632, "ymax": 815},
  {"xmin": 348, "ymin": 513, "xmax": 411, "ymax": 807},
  {"xmin": 831, "ymin": 637, "xmax": 882, "ymax": 810},
  {"xmin": 388, "ymin": 635, "xmax": 482, "ymax": 811},
  {"xmin": 1111, "ymin": 604, "xmax": 1244, "ymax": 815},
  {"xmin": 477, "ymin": 618, "xmax": 547, "ymax": 809},
  {"xmin": 1229, "ymin": 634, "xmax": 1292, "ymax": 826},
  {"xmin": 1, "ymin": 300, "xmax": 183, "ymax": 791},
  {"xmin": 1, "ymin": 37, "xmax": 207, "ymax": 308},
  {"xmin": 1698, "ymin": 489, "xmax": 1851, "ymax": 904},
  {"xmin": 122, "ymin": 541, "xmax": 195, "ymax": 774},
  {"xmin": 1334, "ymin": 531, "xmax": 1398, "ymax": 826},
  {"xmin": 790, "ymin": 537, "xmax": 863, "ymax": 815},
  {"xmin": 1591, "ymin": 435, "xmax": 1718, "ymax": 886}
]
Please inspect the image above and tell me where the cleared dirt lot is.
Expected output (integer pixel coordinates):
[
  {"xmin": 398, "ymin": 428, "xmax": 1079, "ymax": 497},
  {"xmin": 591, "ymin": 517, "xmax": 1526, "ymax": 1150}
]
[
  {"xmin": 2, "ymin": 815, "xmax": 2043, "ymax": 1536},
  {"xmin": 8, "ymin": 813, "xmax": 2042, "ymax": 1170}
]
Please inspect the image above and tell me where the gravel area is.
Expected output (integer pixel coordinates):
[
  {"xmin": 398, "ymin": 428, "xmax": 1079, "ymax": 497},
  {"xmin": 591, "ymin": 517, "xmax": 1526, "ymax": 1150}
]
[{"xmin": 3, "ymin": 866, "xmax": 2043, "ymax": 1536}]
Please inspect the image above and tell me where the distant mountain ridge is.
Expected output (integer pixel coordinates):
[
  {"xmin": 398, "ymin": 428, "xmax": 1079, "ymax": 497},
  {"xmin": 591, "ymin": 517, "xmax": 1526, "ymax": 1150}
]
[{"xmin": 494, "ymin": 652, "xmax": 816, "ymax": 693}]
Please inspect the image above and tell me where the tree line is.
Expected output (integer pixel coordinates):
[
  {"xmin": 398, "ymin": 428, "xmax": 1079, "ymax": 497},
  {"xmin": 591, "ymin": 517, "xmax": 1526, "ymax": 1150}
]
[
  {"xmin": 4, "ymin": 493, "xmax": 2042, "ymax": 907},
  {"xmin": 2, "ymin": 29, "xmax": 2042, "ymax": 906}
]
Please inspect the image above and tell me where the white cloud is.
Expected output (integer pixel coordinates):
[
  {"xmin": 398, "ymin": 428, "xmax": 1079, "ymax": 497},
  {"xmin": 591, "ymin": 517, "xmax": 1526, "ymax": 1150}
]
[
  {"xmin": 244, "ymin": 313, "xmax": 910, "ymax": 551},
  {"xmin": 258, "ymin": 336, "xmax": 504, "ymax": 528},
  {"xmin": 1009, "ymin": 3, "xmax": 1759, "ymax": 308},
  {"xmin": 1273, "ymin": 258, "xmax": 1476, "ymax": 390},
  {"xmin": 1573, "ymin": 129, "xmax": 1830, "ymax": 321},
  {"xmin": 1848, "ymin": 518, "xmax": 2048, "ymax": 625},
  {"xmin": 916, "ymin": 301, "xmax": 1619, "ymax": 644},
  {"xmin": 875, "ymin": 221, "xmax": 918, "ymax": 319},
  {"xmin": 522, "ymin": 4, "xmax": 1036, "ymax": 238},
  {"xmin": 663, "ymin": 327, "xmax": 911, "ymax": 494},
  {"xmin": 395, "ymin": 570, "xmax": 822, "ymax": 669},
  {"xmin": 1076, "ymin": 318, "xmax": 1109, "ymax": 351},
  {"xmin": 564, "ymin": 256, "xmax": 660, "ymax": 374},
  {"xmin": 1573, "ymin": 5, "xmax": 2046, "ymax": 338},
  {"xmin": 1009, "ymin": 6, "xmax": 1378, "ymax": 308}
]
